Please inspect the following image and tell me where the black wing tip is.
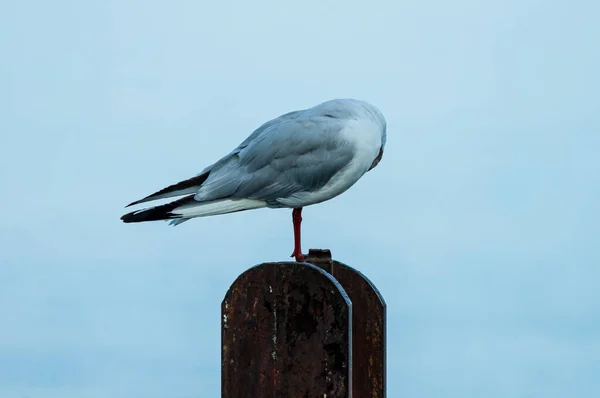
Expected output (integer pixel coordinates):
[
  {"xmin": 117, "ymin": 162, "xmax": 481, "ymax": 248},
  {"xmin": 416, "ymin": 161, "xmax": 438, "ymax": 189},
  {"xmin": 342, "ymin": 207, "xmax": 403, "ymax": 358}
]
[
  {"xmin": 124, "ymin": 172, "xmax": 211, "ymax": 209},
  {"xmin": 120, "ymin": 211, "xmax": 135, "ymax": 223},
  {"xmin": 120, "ymin": 208, "xmax": 179, "ymax": 223},
  {"xmin": 121, "ymin": 209, "xmax": 145, "ymax": 223},
  {"xmin": 120, "ymin": 194, "xmax": 196, "ymax": 223},
  {"xmin": 121, "ymin": 210, "xmax": 143, "ymax": 223},
  {"xmin": 125, "ymin": 201, "xmax": 139, "ymax": 208}
]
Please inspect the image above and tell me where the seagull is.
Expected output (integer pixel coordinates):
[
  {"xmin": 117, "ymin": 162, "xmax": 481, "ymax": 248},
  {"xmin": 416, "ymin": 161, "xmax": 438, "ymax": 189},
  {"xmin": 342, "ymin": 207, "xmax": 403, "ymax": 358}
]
[{"xmin": 121, "ymin": 98, "xmax": 387, "ymax": 262}]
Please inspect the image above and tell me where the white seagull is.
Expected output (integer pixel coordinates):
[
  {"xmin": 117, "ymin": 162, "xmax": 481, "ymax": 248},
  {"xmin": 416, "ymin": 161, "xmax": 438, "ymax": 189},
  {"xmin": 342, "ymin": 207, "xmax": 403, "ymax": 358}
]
[{"xmin": 121, "ymin": 98, "xmax": 387, "ymax": 262}]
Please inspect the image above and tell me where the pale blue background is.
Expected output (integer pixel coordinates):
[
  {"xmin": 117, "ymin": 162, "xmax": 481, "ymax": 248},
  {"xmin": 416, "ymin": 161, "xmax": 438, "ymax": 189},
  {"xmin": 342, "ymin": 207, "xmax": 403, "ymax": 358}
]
[{"xmin": 1, "ymin": 0, "xmax": 599, "ymax": 397}]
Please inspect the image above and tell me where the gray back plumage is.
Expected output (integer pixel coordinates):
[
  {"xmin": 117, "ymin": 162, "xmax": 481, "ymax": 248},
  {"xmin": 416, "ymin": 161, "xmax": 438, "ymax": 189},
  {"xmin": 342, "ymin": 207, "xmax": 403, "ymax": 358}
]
[{"xmin": 195, "ymin": 99, "xmax": 386, "ymax": 206}]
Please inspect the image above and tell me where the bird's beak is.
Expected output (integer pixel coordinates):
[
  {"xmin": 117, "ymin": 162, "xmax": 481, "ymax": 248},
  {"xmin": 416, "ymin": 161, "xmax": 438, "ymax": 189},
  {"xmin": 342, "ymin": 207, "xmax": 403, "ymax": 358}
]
[{"xmin": 368, "ymin": 147, "xmax": 384, "ymax": 171}]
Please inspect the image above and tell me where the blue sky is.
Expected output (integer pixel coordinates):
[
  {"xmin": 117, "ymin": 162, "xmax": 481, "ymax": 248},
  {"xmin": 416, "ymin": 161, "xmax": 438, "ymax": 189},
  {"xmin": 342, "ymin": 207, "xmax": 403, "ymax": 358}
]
[{"xmin": 1, "ymin": 0, "xmax": 599, "ymax": 397}]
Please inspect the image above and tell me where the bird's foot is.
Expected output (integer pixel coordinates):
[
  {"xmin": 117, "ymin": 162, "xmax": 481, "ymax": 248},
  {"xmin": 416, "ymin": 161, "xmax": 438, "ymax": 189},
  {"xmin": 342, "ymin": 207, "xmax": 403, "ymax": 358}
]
[{"xmin": 290, "ymin": 249, "xmax": 305, "ymax": 263}]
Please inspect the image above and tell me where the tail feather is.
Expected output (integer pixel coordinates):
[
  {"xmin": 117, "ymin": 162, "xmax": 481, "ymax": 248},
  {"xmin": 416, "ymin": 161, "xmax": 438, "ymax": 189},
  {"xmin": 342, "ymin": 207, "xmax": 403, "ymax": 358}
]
[
  {"xmin": 121, "ymin": 195, "xmax": 196, "ymax": 223},
  {"xmin": 125, "ymin": 171, "xmax": 210, "ymax": 207},
  {"xmin": 169, "ymin": 218, "xmax": 192, "ymax": 226},
  {"xmin": 120, "ymin": 196, "xmax": 267, "ymax": 224}
]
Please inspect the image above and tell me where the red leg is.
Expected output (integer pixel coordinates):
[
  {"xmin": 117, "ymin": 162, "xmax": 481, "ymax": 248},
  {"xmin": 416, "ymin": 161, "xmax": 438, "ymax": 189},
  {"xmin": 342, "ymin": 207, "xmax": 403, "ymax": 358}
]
[{"xmin": 290, "ymin": 207, "xmax": 305, "ymax": 262}]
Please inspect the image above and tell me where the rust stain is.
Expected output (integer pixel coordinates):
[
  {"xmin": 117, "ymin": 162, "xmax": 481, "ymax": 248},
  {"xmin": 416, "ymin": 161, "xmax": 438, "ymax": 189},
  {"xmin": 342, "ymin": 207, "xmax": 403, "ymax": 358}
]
[
  {"xmin": 221, "ymin": 260, "xmax": 352, "ymax": 398},
  {"xmin": 330, "ymin": 255, "xmax": 386, "ymax": 398}
]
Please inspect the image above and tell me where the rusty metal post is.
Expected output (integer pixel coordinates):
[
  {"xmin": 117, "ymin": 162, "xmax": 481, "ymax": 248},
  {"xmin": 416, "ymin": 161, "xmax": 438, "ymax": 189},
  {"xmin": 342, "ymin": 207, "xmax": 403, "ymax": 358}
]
[
  {"xmin": 306, "ymin": 249, "xmax": 386, "ymax": 398},
  {"xmin": 222, "ymin": 261, "xmax": 352, "ymax": 398}
]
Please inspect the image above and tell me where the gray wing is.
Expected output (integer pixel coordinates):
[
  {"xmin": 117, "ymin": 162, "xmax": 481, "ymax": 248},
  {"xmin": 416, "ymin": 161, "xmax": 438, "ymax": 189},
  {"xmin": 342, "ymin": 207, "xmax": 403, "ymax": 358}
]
[
  {"xmin": 195, "ymin": 110, "xmax": 304, "ymax": 175},
  {"xmin": 195, "ymin": 114, "xmax": 355, "ymax": 205}
]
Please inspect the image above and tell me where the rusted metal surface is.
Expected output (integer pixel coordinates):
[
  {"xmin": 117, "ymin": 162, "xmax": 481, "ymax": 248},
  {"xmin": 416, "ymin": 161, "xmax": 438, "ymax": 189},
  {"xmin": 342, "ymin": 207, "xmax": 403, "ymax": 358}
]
[
  {"xmin": 305, "ymin": 249, "xmax": 334, "ymax": 274},
  {"xmin": 306, "ymin": 249, "xmax": 387, "ymax": 398},
  {"xmin": 222, "ymin": 261, "xmax": 352, "ymax": 398},
  {"xmin": 331, "ymin": 260, "xmax": 386, "ymax": 398}
]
